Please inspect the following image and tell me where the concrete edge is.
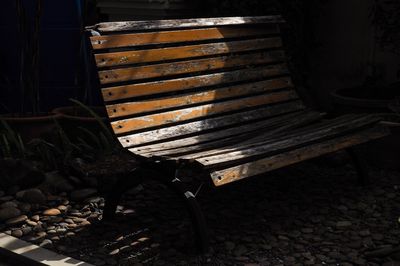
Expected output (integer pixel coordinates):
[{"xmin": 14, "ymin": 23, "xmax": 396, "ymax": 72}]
[{"xmin": 0, "ymin": 233, "xmax": 94, "ymax": 266}]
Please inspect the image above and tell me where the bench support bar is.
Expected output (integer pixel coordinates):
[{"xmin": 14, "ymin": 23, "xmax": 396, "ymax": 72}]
[
  {"xmin": 346, "ymin": 147, "xmax": 370, "ymax": 186},
  {"xmin": 102, "ymin": 162, "xmax": 209, "ymax": 253}
]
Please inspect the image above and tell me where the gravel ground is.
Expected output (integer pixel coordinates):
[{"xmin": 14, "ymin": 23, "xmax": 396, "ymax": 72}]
[{"xmin": 1, "ymin": 152, "xmax": 400, "ymax": 265}]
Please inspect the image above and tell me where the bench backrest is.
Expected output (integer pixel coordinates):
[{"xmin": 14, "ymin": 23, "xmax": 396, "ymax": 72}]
[{"xmin": 87, "ymin": 16, "xmax": 306, "ymax": 156}]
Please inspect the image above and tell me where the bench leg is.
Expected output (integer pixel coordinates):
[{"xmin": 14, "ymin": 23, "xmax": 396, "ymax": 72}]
[
  {"xmin": 167, "ymin": 177, "xmax": 210, "ymax": 253},
  {"xmin": 346, "ymin": 147, "xmax": 370, "ymax": 186},
  {"xmin": 103, "ymin": 170, "xmax": 142, "ymax": 221}
]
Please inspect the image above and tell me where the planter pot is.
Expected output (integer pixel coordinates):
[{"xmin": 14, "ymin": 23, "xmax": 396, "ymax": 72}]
[
  {"xmin": 330, "ymin": 84, "xmax": 400, "ymax": 114},
  {"xmin": 0, "ymin": 113, "xmax": 61, "ymax": 142},
  {"xmin": 357, "ymin": 113, "xmax": 400, "ymax": 170},
  {"xmin": 51, "ymin": 106, "xmax": 109, "ymax": 140},
  {"xmin": 331, "ymin": 85, "xmax": 400, "ymax": 114}
]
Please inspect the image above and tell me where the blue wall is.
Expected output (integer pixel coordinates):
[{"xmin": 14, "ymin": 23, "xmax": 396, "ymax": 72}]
[{"xmin": 0, "ymin": 0, "xmax": 84, "ymax": 112}]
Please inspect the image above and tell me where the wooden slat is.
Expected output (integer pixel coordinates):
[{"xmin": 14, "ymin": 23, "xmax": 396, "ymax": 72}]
[
  {"xmin": 96, "ymin": 38, "xmax": 282, "ymax": 78},
  {"xmin": 90, "ymin": 26, "xmax": 279, "ymax": 50},
  {"xmin": 111, "ymin": 90, "xmax": 299, "ymax": 134},
  {"xmin": 180, "ymin": 114, "xmax": 361, "ymax": 160},
  {"xmin": 118, "ymin": 101, "xmax": 305, "ymax": 147},
  {"xmin": 107, "ymin": 77, "xmax": 293, "ymax": 118},
  {"xmin": 98, "ymin": 51, "xmax": 285, "ymax": 80},
  {"xmin": 88, "ymin": 16, "xmax": 285, "ymax": 33},
  {"xmin": 210, "ymin": 125, "xmax": 389, "ymax": 186},
  {"xmin": 102, "ymin": 64, "xmax": 290, "ymax": 101},
  {"xmin": 97, "ymin": 1, "xmax": 191, "ymax": 10},
  {"xmin": 194, "ymin": 115, "xmax": 380, "ymax": 166},
  {"xmin": 136, "ymin": 111, "xmax": 323, "ymax": 157}
]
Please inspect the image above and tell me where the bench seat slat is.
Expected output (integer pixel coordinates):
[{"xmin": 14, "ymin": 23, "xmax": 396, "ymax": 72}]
[
  {"xmin": 107, "ymin": 77, "xmax": 293, "ymax": 118},
  {"xmin": 210, "ymin": 125, "xmax": 389, "ymax": 186},
  {"xmin": 90, "ymin": 16, "xmax": 284, "ymax": 32},
  {"xmin": 178, "ymin": 114, "xmax": 362, "ymax": 159},
  {"xmin": 96, "ymin": 38, "xmax": 282, "ymax": 75},
  {"xmin": 118, "ymin": 101, "xmax": 305, "ymax": 147},
  {"xmin": 98, "ymin": 51, "xmax": 285, "ymax": 81},
  {"xmin": 134, "ymin": 111, "xmax": 323, "ymax": 157},
  {"xmin": 102, "ymin": 64, "xmax": 289, "ymax": 101},
  {"xmin": 192, "ymin": 114, "xmax": 380, "ymax": 166},
  {"xmin": 111, "ymin": 90, "xmax": 299, "ymax": 134}
]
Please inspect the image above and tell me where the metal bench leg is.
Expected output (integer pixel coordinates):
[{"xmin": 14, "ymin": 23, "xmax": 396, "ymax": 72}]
[
  {"xmin": 346, "ymin": 147, "xmax": 370, "ymax": 186},
  {"xmin": 168, "ymin": 177, "xmax": 210, "ymax": 253},
  {"xmin": 103, "ymin": 170, "xmax": 142, "ymax": 221}
]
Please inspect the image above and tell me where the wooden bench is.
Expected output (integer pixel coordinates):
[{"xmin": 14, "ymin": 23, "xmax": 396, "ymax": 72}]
[{"xmin": 86, "ymin": 16, "xmax": 390, "ymax": 252}]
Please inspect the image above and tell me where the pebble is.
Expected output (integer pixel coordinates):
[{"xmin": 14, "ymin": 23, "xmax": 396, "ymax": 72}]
[
  {"xmin": 40, "ymin": 239, "xmax": 53, "ymax": 247},
  {"xmin": 57, "ymin": 205, "xmax": 68, "ymax": 212},
  {"xmin": 5, "ymin": 215, "xmax": 27, "ymax": 226},
  {"xmin": 31, "ymin": 215, "xmax": 40, "ymax": 222},
  {"xmin": 18, "ymin": 203, "xmax": 31, "ymax": 213},
  {"xmin": 43, "ymin": 208, "xmax": 61, "ymax": 216},
  {"xmin": 336, "ymin": 221, "xmax": 352, "ymax": 228},
  {"xmin": 70, "ymin": 188, "xmax": 97, "ymax": 202},
  {"xmin": 22, "ymin": 189, "xmax": 46, "ymax": 204},
  {"xmin": 0, "ymin": 201, "xmax": 18, "ymax": 208},
  {"xmin": 11, "ymin": 229, "xmax": 23, "ymax": 237},
  {"xmin": 109, "ymin": 249, "xmax": 120, "ymax": 255},
  {"xmin": 234, "ymin": 245, "xmax": 248, "ymax": 256},
  {"xmin": 225, "ymin": 241, "xmax": 236, "ymax": 250},
  {"xmin": 0, "ymin": 207, "xmax": 21, "ymax": 221}
]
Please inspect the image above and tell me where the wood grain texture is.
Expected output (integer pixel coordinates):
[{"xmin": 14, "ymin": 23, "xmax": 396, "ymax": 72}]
[
  {"xmin": 210, "ymin": 125, "xmax": 390, "ymax": 186},
  {"xmin": 87, "ymin": 16, "xmax": 285, "ymax": 33},
  {"xmin": 195, "ymin": 115, "xmax": 380, "ymax": 165},
  {"xmin": 102, "ymin": 64, "xmax": 289, "ymax": 101},
  {"xmin": 107, "ymin": 77, "xmax": 293, "ymax": 118},
  {"xmin": 137, "ymin": 111, "xmax": 323, "ymax": 157},
  {"xmin": 111, "ymin": 90, "xmax": 299, "ymax": 134},
  {"xmin": 118, "ymin": 101, "xmax": 305, "ymax": 147},
  {"xmin": 98, "ymin": 50, "xmax": 285, "ymax": 80},
  {"xmin": 90, "ymin": 26, "xmax": 279, "ymax": 50},
  {"xmin": 96, "ymin": 38, "xmax": 282, "ymax": 78}
]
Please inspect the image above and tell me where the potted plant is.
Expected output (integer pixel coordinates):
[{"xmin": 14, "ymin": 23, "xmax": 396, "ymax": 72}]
[
  {"xmin": 0, "ymin": 0, "xmax": 60, "ymax": 141},
  {"xmin": 331, "ymin": 0, "xmax": 400, "ymax": 114}
]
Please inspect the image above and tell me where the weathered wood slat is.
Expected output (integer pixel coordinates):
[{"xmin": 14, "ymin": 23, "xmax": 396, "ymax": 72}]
[
  {"xmin": 180, "ymin": 114, "xmax": 361, "ymax": 160},
  {"xmin": 97, "ymin": 50, "xmax": 285, "ymax": 82},
  {"xmin": 97, "ymin": 1, "xmax": 191, "ymax": 10},
  {"xmin": 96, "ymin": 38, "xmax": 282, "ymax": 79},
  {"xmin": 102, "ymin": 64, "xmax": 290, "ymax": 101},
  {"xmin": 137, "ymin": 111, "xmax": 323, "ymax": 157},
  {"xmin": 111, "ymin": 90, "xmax": 299, "ymax": 134},
  {"xmin": 130, "ymin": 111, "xmax": 318, "ymax": 153},
  {"xmin": 118, "ymin": 101, "xmax": 305, "ymax": 147},
  {"xmin": 193, "ymin": 115, "xmax": 380, "ymax": 165},
  {"xmin": 107, "ymin": 77, "xmax": 293, "ymax": 118},
  {"xmin": 210, "ymin": 125, "xmax": 389, "ymax": 186},
  {"xmin": 90, "ymin": 26, "xmax": 279, "ymax": 50},
  {"xmin": 88, "ymin": 16, "xmax": 285, "ymax": 33}
]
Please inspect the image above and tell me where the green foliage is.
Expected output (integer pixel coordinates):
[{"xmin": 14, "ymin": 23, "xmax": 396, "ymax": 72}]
[
  {"xmin": 16, "ymin": 0, "xmax": 42, "ymax": 114},
  {"xmin": 0, "ymin": 101, "xmax": 119, "ymax": 170},
  {"xmin": 0, "ymin": 120, "xmax": 26, "ymax": 159}
]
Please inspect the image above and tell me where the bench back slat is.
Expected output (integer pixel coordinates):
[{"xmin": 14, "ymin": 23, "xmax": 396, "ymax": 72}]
[
  {"xmin": 102, "ymin": 64, "xmax": 290, "ymax": 101},
  {"xmin": 95, "ymin": 37, "xmax": 282, "ymax": 71},
  {"xmin": 98, "ymin": 50, "xmax": 285, "ymax": 81},
  {"xmin": 90, "ymin": 16, "xmax": 285, "ymax": 32},
  {"xmin": 111, "ymin": 90, "xmax": 299, "ymax": 134},
  {"xmin": 87, "ymin": 16, "xmax": 306, "ymax": 156},
  {"xmin": 90, "ymin": 26, "xmax": 279, "ymax": 50}
]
